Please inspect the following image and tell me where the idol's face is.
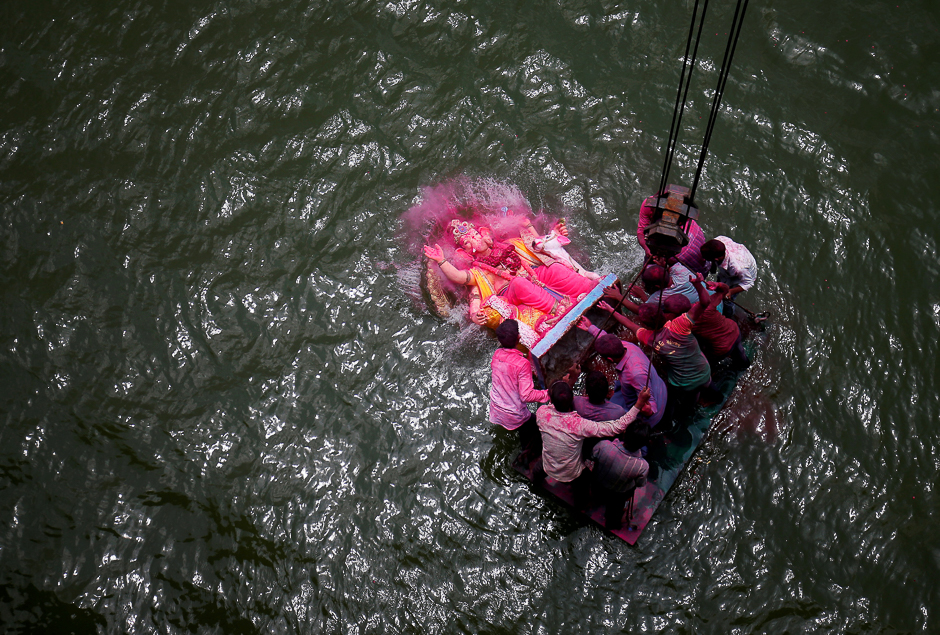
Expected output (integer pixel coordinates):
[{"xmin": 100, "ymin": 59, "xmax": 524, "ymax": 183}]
[{"xmin": 459, "ymin": 230, "xmax": 488, "ymax": 254}]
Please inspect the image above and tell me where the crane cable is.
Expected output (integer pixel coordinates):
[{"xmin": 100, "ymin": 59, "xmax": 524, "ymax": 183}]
[
  {"xmin": 691, "ymin": 0, "xmax": 751, "ymax": 200},
  {"xmin": 658, "ymin": 0, "xmax": 711, "ymax": 198},
  {"xmin": 638, "ymin": 0, "xmax": 751, "ymax": 408},
  {"xmin": 657, "ymin": 0, "xmax": 751, "ymax": 200}
]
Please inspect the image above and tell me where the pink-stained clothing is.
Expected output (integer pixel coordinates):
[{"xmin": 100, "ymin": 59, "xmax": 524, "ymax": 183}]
[
  {"xmin": 692, "ymin": 302, "xmax": 740, "ymax": 357},
  {"xmin": 501, "ymin": 277, "xmax": 557, "ymax": 313},
  {"xmin": 715, "ymin": 235, "xmax": 757, "ymax": 292},
  {"xmin": 488, "ymin": 348, "xmax": 549, "ymax": 430},
  {"xmin": 533, "ymin": 263, "xmax": 596, "ymax": 297},
  {"xmin": 536, "ymin": 404, "xmax": 641, "ymax": 482},
  {"xmin": 638, "ymin": 196, "xmax": 709, "ymax": 275}
]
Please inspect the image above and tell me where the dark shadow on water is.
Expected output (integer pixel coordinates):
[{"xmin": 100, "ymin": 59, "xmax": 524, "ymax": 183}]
[
  {"xmin": 481, "ymin": 422, "xmax": 591, "ymax": 536},
  {"xmin": 479, "ymin": 423, "xmax": 519, "ymax": 487},
  {"xmin": 0, "ymin": 574, "xmax": 106, "ymax": 635}
]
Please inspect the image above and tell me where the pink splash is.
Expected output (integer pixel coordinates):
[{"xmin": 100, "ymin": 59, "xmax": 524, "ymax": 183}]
[{"xmin": 399, "ymin": 177, "xmax": 567, "ymax": 294}]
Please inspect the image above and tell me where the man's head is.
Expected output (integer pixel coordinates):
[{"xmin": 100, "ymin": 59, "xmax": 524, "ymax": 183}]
[
  {"xmin": 700, "ymin": 239, "xmax": 726, "ymax": 264},
  {"xmin": 637, "ymin": 304, "xmax": 667, "ymax": 330},
  {"xmin": 495, "ymin": 319, "xmax": 520, "ymax": 348},
  {"xmin": 585, "ymin": 371, "xmax": 611, "ymax": 406},
  {"xmin": 623, "ymin": 422, "xmax": 651, "ymax": 453},
  {"xmin": 549, "ymin": 381, "xmax": 574, "ymax": 412},
  {"xmin": 663, "ymin": 295, "xmax": 691, "ymax": 319},
  {"xmin": 641, "ymin": 264, "xmax": 669, "ymax": 294},
  {"xmin": 595, "ymin": 334, "xmax": 625, "ymax": 363}
]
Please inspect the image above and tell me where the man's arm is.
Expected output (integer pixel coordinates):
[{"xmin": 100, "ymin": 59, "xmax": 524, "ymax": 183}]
[
  {"xmin": 602, "ymin": 287, "xmax": 641, "ymax": 314},
  {"xmin": 619, "ymin": 453, "xmax": 649, "ymax": 483},
  {"xmin": 597, "ymin": 301, "xmax": 644, "ymax": 336},
  {"xmin": 690, "ymin": 273, "xmax": 711, "ymax": 306},
  {"xmin": 515, "ymin": 356, "xmax": 549, "ymax": 404},
  {"xmin": 688, "ymin": 274, "xmax": 725, "ymax": 322},
  {"xmin": 580, "ymin": 388, "xmax": 651, "ymax": 437},
  {"xmin": 628, "ymin": 283, "xmax": 649, "ymax": 302}
]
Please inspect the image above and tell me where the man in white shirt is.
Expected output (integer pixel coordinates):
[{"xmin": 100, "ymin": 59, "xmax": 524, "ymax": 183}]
[
  {"xmin": 700, "ymin": 236, "xmax": 757, "ymax": 315},
  {"xmin": 536, "ymin": 381, "xmax": 650, "ymax": 507}
]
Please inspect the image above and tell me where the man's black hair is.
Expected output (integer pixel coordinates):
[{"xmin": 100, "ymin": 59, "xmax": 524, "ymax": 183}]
[
  {"xmin": 663, "ymin": 295, "xmax": 691, "ymax": 315},
  {"xmin": 585, "ymin": 371, "xmax": 611, "ymax": 406},
  {"xmin": 641, "ymin": 264, "xmax": 669, "ymax": 292},
  {"xmin": 495, "ymin": 319, "xmax": 520, "ymax": 348},
  {"xmin": 638, "ymin": 304, "xmax": 667, "ymax": 330},
  {"xmin": 700, "ymin": 239, "xmax": 726, "ymax": 262},
  {"xmin": 595, "ymin": 334, "xmax": 625, "ymax": 361},
  {"xmin": 549, "ymin": 381, "xmax": 574, "ymax": 412},
  {"xmin": 623, "ymin": 422, "xmax": 651, "ymax": 452}
]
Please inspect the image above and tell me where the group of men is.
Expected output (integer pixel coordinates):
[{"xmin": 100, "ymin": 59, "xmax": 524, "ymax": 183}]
[{"xmin": 487, "ymin": 213, "xmax": 758, "ymax": 529}]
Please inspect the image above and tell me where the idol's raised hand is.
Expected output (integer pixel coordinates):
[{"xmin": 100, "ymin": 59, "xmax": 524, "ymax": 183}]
[{"xmin": 423, "ymin": 243, "xmax": 444, "ymax": 263}]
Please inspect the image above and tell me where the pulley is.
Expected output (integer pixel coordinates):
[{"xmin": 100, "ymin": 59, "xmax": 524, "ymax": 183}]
[{"xmin": 643, "ymin": 184, "xmax": 700, "ymax": 259}]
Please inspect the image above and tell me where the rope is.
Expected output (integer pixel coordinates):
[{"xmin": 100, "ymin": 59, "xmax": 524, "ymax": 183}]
[
  {"xmin": 574, "ymin": 254, "xmax": 652, "ymax": 368},
  {"xmin": 645, "ymin": 261, "xmax": 670, "ymax": 389},
  {"xmin": 690, "ymin": 0, "xmax": 750, "ymax": 199},
  {"xmin": 657, "ymin": 0, "xmax": 712, "ymax": 197}
]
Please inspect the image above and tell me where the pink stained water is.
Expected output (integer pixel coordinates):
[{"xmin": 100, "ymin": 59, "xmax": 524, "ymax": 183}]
[{"xmin": 399, "ymin": 177, "xmax": 565, "ymax": 294}]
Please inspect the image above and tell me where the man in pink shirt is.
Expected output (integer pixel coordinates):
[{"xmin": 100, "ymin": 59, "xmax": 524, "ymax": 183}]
[{"xmin": 488, "ymin": 320, "xmax": 549, "ymax": 456}]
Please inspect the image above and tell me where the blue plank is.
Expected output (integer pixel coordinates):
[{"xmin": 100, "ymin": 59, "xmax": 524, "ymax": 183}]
[{"xmin": 530, "ymin": 273, "xmax": 617, "ymax": 358}]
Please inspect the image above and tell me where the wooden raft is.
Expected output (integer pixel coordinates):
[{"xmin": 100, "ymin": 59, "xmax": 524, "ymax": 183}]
[{"xmin": 513, "ymin": 356, "xmax": 747, "ymax": 544}]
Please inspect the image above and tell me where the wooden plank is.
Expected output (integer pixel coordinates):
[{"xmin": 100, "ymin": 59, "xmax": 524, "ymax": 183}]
[{"xmin": 531, "ymin": 273, "xmax": 617, "ymax": 358}]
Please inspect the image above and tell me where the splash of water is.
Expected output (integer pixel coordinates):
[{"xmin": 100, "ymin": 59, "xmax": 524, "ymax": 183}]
[
  {"xmin": 399, "ymin": 177, "xmax": 561, "ymax": 254},
  {"xmin": 398, "ymin": 177, "xmax": 568, "ymax": 299}
]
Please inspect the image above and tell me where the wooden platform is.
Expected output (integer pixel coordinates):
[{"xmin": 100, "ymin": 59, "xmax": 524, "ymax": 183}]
[
  {"xmin": 513, "ymin": 357, "xmax": 747, "ymax": 544},
  {"xmin": 528, "ymin": 273, "xmax": 618, "ymax": 386}
]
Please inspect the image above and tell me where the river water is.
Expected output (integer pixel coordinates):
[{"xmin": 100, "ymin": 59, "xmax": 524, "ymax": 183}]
[{"xmin": 1, "ymin": 1, "xmax": 938, "ymax": 633}]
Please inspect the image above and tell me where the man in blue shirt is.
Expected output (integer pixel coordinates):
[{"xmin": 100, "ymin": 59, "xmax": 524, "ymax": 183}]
[
  {"xmin": 591, "ymin": 332, "xmax": 667, "ymax": 428},
  {"xmin": 574, "ymin": 371, "xmax": 627, "ymax": 422}
]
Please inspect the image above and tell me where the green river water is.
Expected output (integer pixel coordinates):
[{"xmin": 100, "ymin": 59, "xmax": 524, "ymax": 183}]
[{"xmin": 1, "ymin": 0, "xmax": 938, "ymax": 632}]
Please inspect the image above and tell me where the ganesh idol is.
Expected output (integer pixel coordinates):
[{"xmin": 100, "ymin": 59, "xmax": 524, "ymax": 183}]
[{"xmin": 423, "ymin": 212, "xmax": 601, "ymax": 346}]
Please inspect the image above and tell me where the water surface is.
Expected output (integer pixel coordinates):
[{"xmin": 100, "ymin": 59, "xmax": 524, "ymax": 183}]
[{"xmin": 1, "ymin": 0, "xmax": 938, "ymax": 632}]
